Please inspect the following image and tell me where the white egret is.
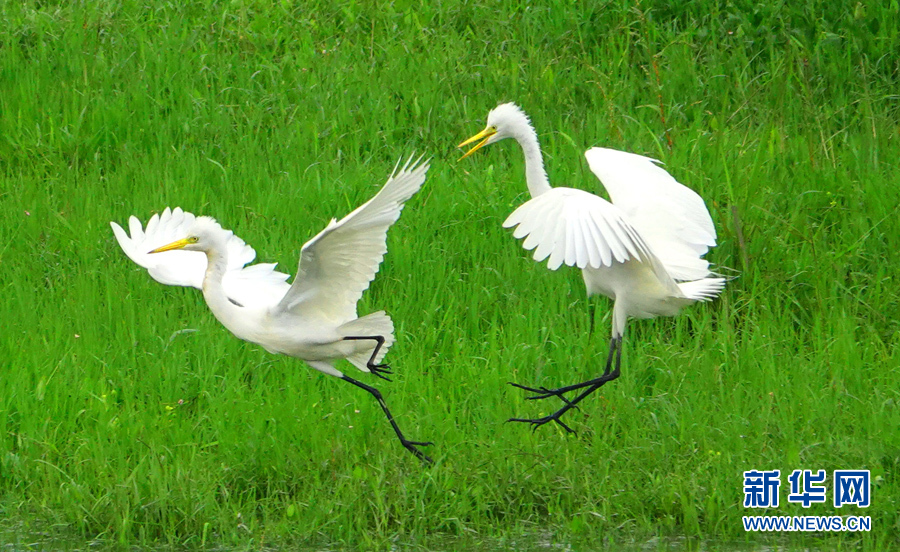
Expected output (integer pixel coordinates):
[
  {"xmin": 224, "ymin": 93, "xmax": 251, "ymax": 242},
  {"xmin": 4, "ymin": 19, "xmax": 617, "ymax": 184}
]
[
  {"xmin": 459, "ymin": 103, "xmax": 725, "ymax": 433},
  {"xmin": 111, "ymin": 156, "xmax": 433, "ymax": 463}
]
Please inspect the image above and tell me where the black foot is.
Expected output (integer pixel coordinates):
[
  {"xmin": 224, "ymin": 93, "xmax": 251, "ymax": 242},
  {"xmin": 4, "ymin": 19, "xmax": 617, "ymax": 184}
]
[
  {"xmin": 401, "ymin": 439, "xmax": 434, "ymax": 464},
  {"xmin": 370, "ymin": 363, "xmax": 393, "ymax": 381},
  {"xmin": 508, "ymin": 336, "xmax": 623, "ymax": 435},
  {"xmin": 508, "ymin": 413, "xmax": 576, "ymax": 434},
  {"xmin": 508, "ymin": 377, "xmax": 615, "ymax": 434},
  {"xmin": 343, "ymin": 335, "xmax": 394, "ymax": 381},
  {"xmin": 508, "ymin": 381, "xmax": 576, "ymax": 404},
  {"xmin": 341, "ymin": 374, "xmax": 435, "ymax": 466}
]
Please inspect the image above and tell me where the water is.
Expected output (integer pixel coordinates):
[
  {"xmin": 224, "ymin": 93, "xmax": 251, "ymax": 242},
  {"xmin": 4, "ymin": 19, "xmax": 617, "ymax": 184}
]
[{"xmin": 0, "ymin": 526, "xmax": 832, "ymax": 552}]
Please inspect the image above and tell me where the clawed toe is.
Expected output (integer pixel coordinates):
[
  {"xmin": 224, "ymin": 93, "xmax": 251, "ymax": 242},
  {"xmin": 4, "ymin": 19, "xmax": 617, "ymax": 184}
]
[
  {"xmin": 508, "ymin": 381, "xmax": 575, "ymax": 404},
  {"xmin": 370, "ymin": 363, "xmax": 393, "ymax": 381},
  {"xmin": 508, "ymin": 381, "xmax": 545, "ymax": 394},
  {"xmin": 508, "ymin": 415, "xmax": 576, "ymax": 434},
  {"xmin": 402, "ymin": 440, "xmax": 434, "ymax": 464},
  {"xmin": 508, "ymin": 340, "xmax": 624, "ymax": 438}
]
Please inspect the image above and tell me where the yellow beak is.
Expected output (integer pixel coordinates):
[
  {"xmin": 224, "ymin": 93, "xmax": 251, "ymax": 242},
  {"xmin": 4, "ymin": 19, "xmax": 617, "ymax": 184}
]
[
  {"xmin": 457, "ymin": 127, "xmax": 497, "ymax": 160},
  {"xmin": 149, "ymin": 238, "xmax": 193, "ymax": 254}
]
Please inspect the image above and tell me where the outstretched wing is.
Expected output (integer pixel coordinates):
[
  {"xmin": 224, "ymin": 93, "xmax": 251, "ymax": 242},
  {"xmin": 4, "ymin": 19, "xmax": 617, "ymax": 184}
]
[
  {"xmin": 111, "ymin": 207, "xmax": 291, "ymax": 307},
  {"xmin": 503, "ymin": 187, "xmax": 658, "ymax": 271},
  {"xmin": 112, "ymin": 207, "xmax": 208, "ymax": 287},
  {"xmin": 584, "ymin": 147, "xmax": 717, "ymax": 280},
  {"xmin": 276, "ymin": 156, "xmax": 429, "ymax": 323}
]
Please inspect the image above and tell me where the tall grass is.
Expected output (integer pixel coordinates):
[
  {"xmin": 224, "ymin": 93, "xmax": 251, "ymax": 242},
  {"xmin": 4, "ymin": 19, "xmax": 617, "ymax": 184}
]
[{"xmin": 1, "ymin": 1, "xmax": 898, "ymax": 548}]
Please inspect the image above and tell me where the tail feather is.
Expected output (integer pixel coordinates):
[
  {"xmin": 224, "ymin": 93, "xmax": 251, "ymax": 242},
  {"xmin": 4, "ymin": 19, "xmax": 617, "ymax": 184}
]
[
  {"xmin": 677, "ymin": 278, "xmax": 726, "ymax": 302},
  {"xmin": 339, "ymin": 311, "xmax": 395, "ymax": 372}
]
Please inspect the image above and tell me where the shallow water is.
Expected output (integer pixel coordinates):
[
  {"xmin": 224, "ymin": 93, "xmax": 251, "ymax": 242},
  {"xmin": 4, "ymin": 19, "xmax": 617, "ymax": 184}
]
[{"xmin": 0, "ymin": 526, "xmax": 828, "ymax": 552}]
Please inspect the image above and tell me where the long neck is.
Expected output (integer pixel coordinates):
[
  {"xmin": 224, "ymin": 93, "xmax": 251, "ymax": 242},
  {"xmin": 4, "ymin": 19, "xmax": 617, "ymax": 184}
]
[
  {"xmin": 201, "ymin": 244, "xmax": 245, "ymax": 334},
  {"xmin": 514, "ymin": 122, "xmax": 552, "ymax": 197}
]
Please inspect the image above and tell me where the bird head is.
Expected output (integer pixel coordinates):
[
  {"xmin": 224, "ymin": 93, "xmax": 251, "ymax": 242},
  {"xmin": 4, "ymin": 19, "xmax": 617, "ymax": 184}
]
[
  {"xmin": 149, "ymin": 216, "xmax": 225, "ymax": 254},
  {"xmin": 458, "ymin": 102, "xmax": 530, "ymax": 159}
]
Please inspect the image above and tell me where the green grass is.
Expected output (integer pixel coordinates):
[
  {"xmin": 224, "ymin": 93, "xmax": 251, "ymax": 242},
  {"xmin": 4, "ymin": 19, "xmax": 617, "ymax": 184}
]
[{"xmin": 1, "ymin": 0, "xmax": 899, "ymax": 549}]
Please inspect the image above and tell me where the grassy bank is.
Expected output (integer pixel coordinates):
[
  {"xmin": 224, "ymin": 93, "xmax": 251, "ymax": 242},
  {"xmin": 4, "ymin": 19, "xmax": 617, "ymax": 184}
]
[{"xmin": 1, "ymin": 1, "xmax": 898, "ymax": 548}]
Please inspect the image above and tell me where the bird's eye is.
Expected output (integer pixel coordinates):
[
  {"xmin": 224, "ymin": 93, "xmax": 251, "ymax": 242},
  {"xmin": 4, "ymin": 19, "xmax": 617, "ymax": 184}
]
[{"xmin": 188, "ymin": 236, "xmax": 199, "ymax": 243}]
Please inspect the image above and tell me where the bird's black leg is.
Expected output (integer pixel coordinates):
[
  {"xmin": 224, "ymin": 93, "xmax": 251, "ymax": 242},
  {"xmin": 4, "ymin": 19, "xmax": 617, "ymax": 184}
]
[
  {"xmin": 588, "ymin": 301, "xmax": 597, "ymax": 338},
  {"xmin": 509, "ymin": 336, "xmax": 618, "ymax": 400},
  {"xmin": 343, "ymin": 335, "xmax": 392, "ymax": 381},
  {"xmin": 508, "ymin": 336, "xmax": 623, "ymax": 433},
  {"xmin": 341, "ymin": 375, "xmax": 434, "ymax": 464}
]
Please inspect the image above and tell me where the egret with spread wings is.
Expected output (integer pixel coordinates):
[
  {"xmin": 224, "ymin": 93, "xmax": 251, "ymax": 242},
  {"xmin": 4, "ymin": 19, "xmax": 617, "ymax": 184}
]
[
  {"xmin": 459, "ymin": 103, "xmax": 725, "ymax": 433},
  {"xmin": 111, "ymin": 156, "xmax": 433, "ymax": 463}
]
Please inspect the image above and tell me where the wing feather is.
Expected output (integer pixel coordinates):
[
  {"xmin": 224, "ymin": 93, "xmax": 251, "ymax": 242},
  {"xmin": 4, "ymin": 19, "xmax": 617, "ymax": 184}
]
[
  {"xmin": 614, "ymin": 219, "xmax": 642, "ymax": 260},
  {"xmin": 276, "ymin": 156, "xmax": 429, "ymax": 323},
  {"xmin": 584, "ymin": 212, "xmax": 612, "ymax": 266},
  {"xmin": 598, "ymin": 211, "xmax": 629, "ymax": 263},
  {"xmin": 519, "ymin": 198, "xmax": 552, "ymax": 250},
  {"xmin": 564, "ymin": 207, "xmax": 580, "ymax": 268},
  {"xmin": 502, "ymin": 187, "xmax": 648, "ymax": 271},
  {"xmin": 111, "ymin": 208, "xmax": 291, "ymax": 307},
  {"xmin": 546, "ymin": 213, "xmax": 567, "ymax": 270},
  {"xmin": 586, "ymin": 207, "xmax": 615, "ymax": 266},
  {"xmin": 530, "ymin": 199, "xmax": 562, "ymax": 264},
  {"xmin": 579, "ymin": 214, "xmax": 602, "ymax": 268},
  {"xmin": 585, "ymin": 147, "xmax": 717, "ymax": 280},
  {"xmin": 512, "ymin": 192, "xmax": 551, "ymax": 241},
  {"xmin": 128, "ymin": 215, "xmax": 144, "ymax": 242}
]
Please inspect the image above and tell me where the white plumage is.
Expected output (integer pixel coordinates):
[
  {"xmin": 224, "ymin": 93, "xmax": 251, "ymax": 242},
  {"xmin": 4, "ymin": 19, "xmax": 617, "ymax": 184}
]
[
  {"xmin": 111, "ymin": 207, "xmax": 292, "ymax": 307},
  {"xmin": 459, "ymin": 103, "xmax": 725, "ymax": 432},
  {"xmin": 277, "ymin": 160, "xmax": 430, "ymax": 324},
  {"xmin": 503, "ymin": 187, "xmax": 649, "ymax": 270},
  {"xmin": 583, "ymin": 147, "xmax": 717, "ymax": 281},
  {"xmin": 112, "ymin": 156, "xmax": 433, "ymax": 463}
]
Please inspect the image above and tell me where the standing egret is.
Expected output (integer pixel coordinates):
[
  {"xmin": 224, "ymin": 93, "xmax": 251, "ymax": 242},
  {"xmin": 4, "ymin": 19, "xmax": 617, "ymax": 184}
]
[
  {"xmin": 459, "ymin": 103, "xmax": 725, "ymax": 433},
  {"xmin": 111, "ymin": 156, "xmax": 433, "ymax": 463}
]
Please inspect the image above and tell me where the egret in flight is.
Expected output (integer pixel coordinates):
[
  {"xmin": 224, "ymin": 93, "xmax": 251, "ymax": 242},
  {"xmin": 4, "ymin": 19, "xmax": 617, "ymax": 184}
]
[
  {"xmin": 111, "ymin": 156, "xmax": 433, "ymax": 463},
  {"xmin": 459, "ymin": 103, "xmax": 725, "ymax": 433}
]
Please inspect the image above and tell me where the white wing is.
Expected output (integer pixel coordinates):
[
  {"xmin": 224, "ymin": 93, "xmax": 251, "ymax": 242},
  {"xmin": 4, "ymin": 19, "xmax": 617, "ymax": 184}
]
[
  {"xmin": 584, "ymin": 147, "xmax": 717, "ymax": 280},
  {"xmin": 502, "ymin": 187, "xmax": 654, "ymax": 271},
  {"xmin": 111, "ymin": 207, "xmax": 291, "ymax": 307},
  {"xmin": 221, "ymin": 260, "xmax": 292, "ymax": 308},
  {"xmin": 276, "ymin": 156, "xmax": 429, "ymax": 323},
  {"xmin": 112, "ymin": 207, "xmax": 206, "ymax": 287}
]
